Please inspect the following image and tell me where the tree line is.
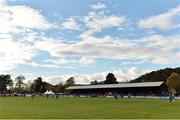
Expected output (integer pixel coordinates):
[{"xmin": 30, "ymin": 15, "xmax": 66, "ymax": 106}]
[
  {"xmin": 0, "ymin": 72, "xmax": 118, "ymax": 94},
  {"xmin": 0, "ymin": 75, "xmax": 76, "ymax": 94}
]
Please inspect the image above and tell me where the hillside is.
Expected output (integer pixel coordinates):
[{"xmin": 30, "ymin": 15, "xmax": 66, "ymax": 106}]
[{"xmin": 130, "ymin": 67, "xmax": 180, "ymax": 83}]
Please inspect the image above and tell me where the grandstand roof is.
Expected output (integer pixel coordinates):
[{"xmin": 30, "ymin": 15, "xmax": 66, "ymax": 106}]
[{"xmin": 66, "ymin": 81, "xmax": 164, "ymax": 90}]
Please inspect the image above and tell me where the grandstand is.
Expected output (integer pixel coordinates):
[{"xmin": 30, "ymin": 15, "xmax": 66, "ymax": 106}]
[{"xmin": 66, "ymin": 81, "xmax": 168, "ymax": 96}]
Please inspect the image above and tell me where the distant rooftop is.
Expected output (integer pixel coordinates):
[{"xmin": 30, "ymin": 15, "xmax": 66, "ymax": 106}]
[{"xmin": 66, "ymin": 81, "xmax": 164, "ymax": 90}]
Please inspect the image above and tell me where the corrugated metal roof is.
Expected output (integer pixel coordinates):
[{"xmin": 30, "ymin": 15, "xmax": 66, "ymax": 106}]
[{"xmin": 66, "ymin": 81, "xmax": 164, "ymax": 90}]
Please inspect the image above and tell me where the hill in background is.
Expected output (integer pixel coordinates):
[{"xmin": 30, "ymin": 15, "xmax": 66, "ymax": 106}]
[{"xmin": 130, "ymin": 67, "xmax": 180, "ymax": 83}]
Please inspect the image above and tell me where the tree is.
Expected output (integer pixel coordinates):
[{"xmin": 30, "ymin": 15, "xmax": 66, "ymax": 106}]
[
  {"xmin": 90, "ymin": 80, "xmax": 98, "ymax": 85},
  {"xmin": 41, "ymin": 82, "xmax": 47, "ymax": 93},
  {"xmin": 65, "ymin": 77, "xmax": 75, "ymax": 87},
  {"xmin": 15, "ymin": 75, "xmax": 25, "ymax": 94},
  {"xmin": 53, "ymin": 83, "xmax": 65, "ymax": 93},
  {"xmin": 104, "ymin": 73, "xmax": 118, "ymax": 84},
  {"xmin": 166, "ymin": 72, "xmax": 180, "ymax": 94},
  {"xmin": 32, "ymin": 77, "xmax": 43, "ymax": 94},
  {"xmin": 0, "ymin": 75, "xmax": 13, "ymax": 94}
]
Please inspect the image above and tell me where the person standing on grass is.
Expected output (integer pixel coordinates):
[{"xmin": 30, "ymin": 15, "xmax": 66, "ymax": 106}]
[
  {"xmin": 56, "ymin": 94, "xmax": 59, "ymax": 99},
  {"xmin": 169, "ymin": 89, "xmax": 176, "ymax": 103},
  {"xmin": 169, "ymin": 92, "xmax": 173, "ymax": 103},
  {"xmin": 114, "ymin": 93, "xmax": 118, "ymax": 100},
  {"xmin": 31, "ymin": 93, "xmax": 34, "ymax": 99},
  {"xmin": 128, "ymin": 93, "xmax": 131, "ymax": 99}
]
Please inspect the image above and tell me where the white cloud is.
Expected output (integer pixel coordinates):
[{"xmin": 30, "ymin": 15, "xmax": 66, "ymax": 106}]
[
  {"xmin": 8, "ymin": 6, "xmax": 52, "ymax": 29},
  {"xmin": 0, "ymin": 0, "xmax": 53, "ymax": 72},
  {"xmin": 139, "ymin": 5, "xmax": 180, "ymax": 30},
  {"xmin": 0, "ymin": 0, "xmax": 5, "ymax": 8},
  {"xmin": 24, "ymin": 31, "xmax": 39, "ymax": 42},
  {"xmin": 0, "ymin": 36, "xmax": 37, "ymax": 72},
  {"xmin": 44, "ymin": 59, "xmax": 69, "ymax": 65},
  {"xmin": 90, "ymin": 2, "xmax": 106, "ymax": 10},
  {"xmin": 84, "ymin": 12, "xmax": 126, "ymax": 33},
  {"xmin": 138, "ymin": 34, "xmax": 180, "ymax": 64},
  {"xmin": 29, "ymin": 62, "xmax": 39, "ymax": 67},
  {"xmin": 44, "ymin": 67, "xmax": 143, "ymax": 84},
  {"xmin": 0, "ymin": 0, "xmax": 53, "ymax": 34},
  {"xmin": 43, "ymin": 58, "xmax": 78, "ymax": 65},
  {"xmin": 152, "ymin": 52, "xmax": 180, "ymax": 64},
  {"xmin": 127, "ymin": 67, "xmax": 142, "ymax": 79},
  {"xmin": 142, "ymin": 34, "xmax": 180, "ymax": 50},
  {"xmin": 61, "ymin": 18, "xmax": 80, "ymax": 30},
  {"xmin": 79, "ymin": 56, "xmax": 95, "ymax": 64},
  {"xmin": 0, "ymin": 3, "xmax": 52, "ymax": 33},
  {"xmin": 41, "ymin": 57, "xmax": 95, "ymax": 66},
  {"xmin": 35, "ymin": 36, "xmax": 140, "ymax": 59},
  {"xmin": 35, "ymin": 34, "xmax": 180, "ymax": 65},
  {"xmin": 27, "ymin": 62, "xmax": 59, "ymax": 68}
]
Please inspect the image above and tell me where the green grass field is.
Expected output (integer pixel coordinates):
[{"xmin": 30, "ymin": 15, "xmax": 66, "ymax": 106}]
[{"xmin": 0, "ymin": 97, "xmax": 180, "ymax": 119}]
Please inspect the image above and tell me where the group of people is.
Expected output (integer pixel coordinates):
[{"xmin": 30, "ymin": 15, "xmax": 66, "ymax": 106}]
[
  {"xmin": 45, "ymin": 94, "xmax": 59, "ymax": 99},
  {"xmin": 114, "ymin": 93, "xmax": 131, "ymax": 100},
  {"xmin": 31, "ymin": 93, "xmax": 60, "ymax": 99},
  {"xmin": 113, "ymin": 92, "xmax": 176, "ymax": 102}
]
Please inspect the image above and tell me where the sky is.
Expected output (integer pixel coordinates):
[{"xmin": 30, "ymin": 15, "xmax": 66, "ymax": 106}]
[{"xmin": 0, "ymin": 0, "xmax": 179, "ymax": 84}]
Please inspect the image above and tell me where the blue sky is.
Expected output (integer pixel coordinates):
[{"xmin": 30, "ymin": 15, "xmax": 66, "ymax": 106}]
[{"xmin": 0, "ymin": 0, "xmax": 179, "ymax": 84}]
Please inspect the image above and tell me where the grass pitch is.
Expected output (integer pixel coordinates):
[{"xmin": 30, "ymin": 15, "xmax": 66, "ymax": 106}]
[{"xmin": 0, "ymin": 97, "xmax": 180, "ymax": 119}]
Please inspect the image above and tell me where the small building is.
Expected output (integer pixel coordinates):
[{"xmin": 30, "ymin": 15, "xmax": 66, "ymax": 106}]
[{"xmin": 66, "ymin": 81, "xmax": 168, "ymax": 96}]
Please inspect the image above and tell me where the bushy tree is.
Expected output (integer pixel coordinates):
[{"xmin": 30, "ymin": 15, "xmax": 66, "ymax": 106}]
[
  {"xmin": 53, "ymin": 83, "xmax": 65, "ymax": 93},
  {"xmin": 31, "ymin": 77, "xmax": 43, "ymax": 93},
  {"xmin": 41, "ymin": 82, "xmax": 47, "ymax": 93},
  {"xmin": 104, "ymin": 73, "xmax": 118, "ymax": 84},
  {"xmin": 90, "ymin": 80, "xmax": 98, "ymax": 85},
  {"xmin": 166, "ymin": 72, "xmax": 180, "ymax": 94},
  {"xmin": 65, "ymin": 77, "xmax": 75, "ymax": 87},
  {"xmin": 15, "ymin": 75, "xmax": 25, "ymax": 94},
  {"xmin": 35, "ymin": 77, "xmax": 43, "ymax": 93},
  {"xmin": 0, "ymin": 75, "xmax": 13, "ymax": 94}
]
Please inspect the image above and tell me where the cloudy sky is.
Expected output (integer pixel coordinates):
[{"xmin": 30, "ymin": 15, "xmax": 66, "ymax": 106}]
[{"xmin": 0, "ymin": 0, "xmax": 179, "ymax": 84}]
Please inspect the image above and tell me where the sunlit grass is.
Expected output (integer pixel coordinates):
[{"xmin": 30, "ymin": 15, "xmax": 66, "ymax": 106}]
[{"xmin": 0, "ymin": 97, "xmax": 180, "ymax": 119}]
